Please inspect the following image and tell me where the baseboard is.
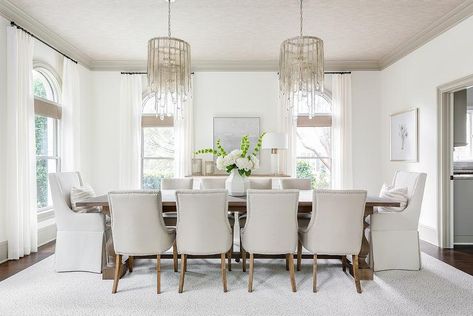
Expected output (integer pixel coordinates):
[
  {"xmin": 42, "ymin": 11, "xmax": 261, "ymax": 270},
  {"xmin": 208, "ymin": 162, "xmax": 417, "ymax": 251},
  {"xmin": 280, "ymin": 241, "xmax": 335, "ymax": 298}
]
[
  {"xmin": 0, "ymin": 240, "xmax": 7, "ymax": 264},
  {"xmin": 419, "ymin": 224, "xmax": 439, "ymax": 246},
  {"xmin": 37, "ymin": 220, "xmax": 57, "ymax": 247}
]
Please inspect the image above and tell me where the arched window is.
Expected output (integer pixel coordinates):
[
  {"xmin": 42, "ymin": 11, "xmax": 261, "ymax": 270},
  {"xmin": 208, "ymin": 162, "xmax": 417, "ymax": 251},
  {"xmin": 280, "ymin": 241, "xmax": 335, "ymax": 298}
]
[
  {"xmin": 33, "ymin": 66, "xmax": 61, "ymax": 210},
  {"xmin": 295, "ymin": 94, "xmax": 332, "ymax": 189},
  {"xmin": 141, "ymin": 94, "xmax": 175, "ymax": 189}
]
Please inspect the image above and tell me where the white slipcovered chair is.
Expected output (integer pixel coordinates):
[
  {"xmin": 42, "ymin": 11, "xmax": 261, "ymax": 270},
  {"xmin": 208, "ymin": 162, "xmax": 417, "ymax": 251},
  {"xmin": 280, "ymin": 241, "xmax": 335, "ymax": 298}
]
[
  {"xmin": 175, "ymin": 190, "xmax": 233, "ymax": 293},
  {"xmin": 370, "ymin": 171, "xmax": 427, "ymax": 271},
  {"xmin": 248, "ymin": 178, "xmax": 272, "ymax": 189},
  {"xmin": 241, "ymin": 190, "xmax": 299, "ymax": 292},
  {"xmin": 297, "ymin": 190, "xmax": 367, "ymax": 293},
  {"xmin": 108, "ymin": 191, "xmax": 177, "ymax": 294},
  {"xmin": 160, "ymin": 178, "xmax": 194, "ymax": 227},
  {"xmin": 49, "ymin": 172, "xmax": 105, "ymax": 273},
  {"xmin": 200, "ymin": 178, "xmax": 226, "ymax": 189},
  {"xmin": 280, "ymin": 178, "xmax": 312, "ymax": 190}
]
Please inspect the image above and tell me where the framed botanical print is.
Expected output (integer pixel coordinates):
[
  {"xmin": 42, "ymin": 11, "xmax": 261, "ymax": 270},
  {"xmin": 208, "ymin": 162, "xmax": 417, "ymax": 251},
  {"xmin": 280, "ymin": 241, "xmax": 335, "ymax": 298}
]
[{"xmin": 390, "ymin": 108, "xmax": 418, "ymax": 162}]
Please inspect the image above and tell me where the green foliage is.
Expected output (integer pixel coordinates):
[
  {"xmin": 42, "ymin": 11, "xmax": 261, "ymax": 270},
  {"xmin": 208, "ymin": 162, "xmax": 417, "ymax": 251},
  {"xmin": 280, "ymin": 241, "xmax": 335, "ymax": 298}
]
[
  {"xmin": 194, "ymin": 148, "xmax": 219, "ymax": 156},
  {"xmin": 251, "ymin": 132, "xmax": 266, "ymax": 156},
  {"xmin": 35, "ymin": 116, "xmax": 48, "ymax": 208},
  {"xmin": 296, "ymin": 160, "xmax": 330, "ymax": 189},
  {"xmin": 33, "ymin": 79, "xmax": 46, "ymax": 99},
  {"xmin": 216, "ymin": 139, "xmax": 227, "ymax": 156}
]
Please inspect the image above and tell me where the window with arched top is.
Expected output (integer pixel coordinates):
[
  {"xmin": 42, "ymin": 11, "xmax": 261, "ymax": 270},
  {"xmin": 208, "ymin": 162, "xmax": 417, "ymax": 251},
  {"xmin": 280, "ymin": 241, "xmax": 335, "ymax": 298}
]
[
  {"xmin": 295, "ymin": 93, "xmax": 332, "ymax": 189},
  {"xmin": 33, "ymin": 66, "xmax": 61, "ymax": 210},
  {"xmin": 141, "ymin": 94, "xmax": 175, "ymax": 189}
]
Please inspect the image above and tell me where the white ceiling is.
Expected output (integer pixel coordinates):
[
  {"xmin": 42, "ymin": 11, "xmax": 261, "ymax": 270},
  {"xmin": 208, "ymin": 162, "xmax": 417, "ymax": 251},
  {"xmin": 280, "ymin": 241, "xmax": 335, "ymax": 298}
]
[{"xmin": 3, "ymin": 0, "xmax": 473, "ymax": 70}]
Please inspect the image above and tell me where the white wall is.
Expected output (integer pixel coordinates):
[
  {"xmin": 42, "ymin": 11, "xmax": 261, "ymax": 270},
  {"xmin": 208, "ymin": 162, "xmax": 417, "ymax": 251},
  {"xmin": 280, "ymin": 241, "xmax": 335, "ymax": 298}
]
[{"xmin": 379, "ymin": 15, "xmax": 473, "ymax": 246}]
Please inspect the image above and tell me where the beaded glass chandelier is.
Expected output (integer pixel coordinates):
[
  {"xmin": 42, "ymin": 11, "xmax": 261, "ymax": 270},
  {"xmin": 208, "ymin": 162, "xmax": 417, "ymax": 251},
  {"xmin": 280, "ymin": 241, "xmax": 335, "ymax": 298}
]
[
  {"xmin": 279, "ymin": 0, "xmax": 324, "ymax": 118},
  {"xmin": 147, "ymin": 0, "xmax": 191, "ymax": 119}
]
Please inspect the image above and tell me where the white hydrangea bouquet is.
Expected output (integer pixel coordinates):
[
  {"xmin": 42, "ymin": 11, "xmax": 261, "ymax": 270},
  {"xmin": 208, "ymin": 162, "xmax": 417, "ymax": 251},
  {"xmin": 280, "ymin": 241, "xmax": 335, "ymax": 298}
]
[{"xmin": 195, "ymin": 133, "xmax": 266, "ymax": 177}]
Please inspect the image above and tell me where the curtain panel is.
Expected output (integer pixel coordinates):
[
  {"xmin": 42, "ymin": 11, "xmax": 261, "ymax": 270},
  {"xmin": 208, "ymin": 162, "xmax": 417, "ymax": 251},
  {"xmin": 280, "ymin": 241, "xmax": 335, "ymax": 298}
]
[
  {"xmin": 331, "ymin": 73, "xmax": 353, "ymax": 189},
  {"xmin": 5, "ymin": 26, "xmax": 38, "ymax": 259},
  {"xmin": 118, "ymin": 75, "xmax": 142, "ymax": 189},
  {"xmin": 174, "ymin": 77, "xmax": 194, "ymax": 178}
]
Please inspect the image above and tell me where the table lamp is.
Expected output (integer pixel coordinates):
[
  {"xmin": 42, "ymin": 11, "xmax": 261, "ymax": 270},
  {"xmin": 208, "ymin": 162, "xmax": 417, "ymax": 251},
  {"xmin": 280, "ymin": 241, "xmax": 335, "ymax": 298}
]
[{"xmin": 262, "ymin": 132, "xmax": 288, "ymax": 175}]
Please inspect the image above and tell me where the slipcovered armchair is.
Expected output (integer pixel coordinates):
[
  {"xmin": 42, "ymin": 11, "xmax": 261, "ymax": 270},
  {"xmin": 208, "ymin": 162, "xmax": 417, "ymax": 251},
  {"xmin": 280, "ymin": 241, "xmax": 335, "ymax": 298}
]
[
  {"xmin": 49, "ymin": 172, "xmax": 105, "ymax": 273},
  {"xmin": 370, "ymin": 171, "xmax": 427, "ymax": 271}
]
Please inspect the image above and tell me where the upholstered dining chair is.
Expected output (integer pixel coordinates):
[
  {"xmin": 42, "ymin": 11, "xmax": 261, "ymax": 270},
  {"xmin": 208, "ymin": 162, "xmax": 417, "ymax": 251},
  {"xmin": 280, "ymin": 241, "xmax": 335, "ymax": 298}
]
[
  {"xmin": 160, "ymin": 178, "xmax": 194, "ymax": 227},
  {"xmin": 370, "ymin": 171, "xmax": 427, "ymax": 271},
  {"xmin": 297, "ymin": 190, "xmax": 367, "ymax": 293},
  {"xmin": 241, "ymin": 190, "xmax": 299, "ymax": 292},
  {"xmin": 175, "ymin": 190, "xmax": 233, "ymax": 293},
  {"xmin": 280, "ymin": 178, "xmax": 312, "ymax": 190},
  {"xmin": 200, "ymin": 178, "xmax": 226, "ymax": 189},
  {"xmin": 108, "ymin": 191, "xmax": 177, "ymax": 294},
  {"xmin": 248, "ymin": 178, "xmax": 272, "ymax": 189},
  {"xmin": 49, "ymin": 172, "xmax": 105, "ymax": 273}
]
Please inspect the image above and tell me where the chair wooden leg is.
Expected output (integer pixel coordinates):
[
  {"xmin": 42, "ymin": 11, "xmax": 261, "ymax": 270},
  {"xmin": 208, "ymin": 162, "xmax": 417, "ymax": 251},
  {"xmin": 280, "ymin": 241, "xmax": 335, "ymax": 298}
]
[
  {"xmin": 297, "ymin": 240, "xmax": 302, "ymax": 271},
  {"xmin": 353, "ymin": 255, "xmax": 362, "ymax": 294},
  {"xmin": 286, "ymin": 255, "xmax": 289, "ymax": 271},
  {"xmin": 227, "ymin": 250, "xmax": 232, "ymax": 271},
  {"xmin": 127, "ymin": 256, "xmax": 134, "ymax": 273},
  {"xmin": 156, "ymin": 255, "xmax": 161, "ymax": 294},
  {"xmin": 178, "ymin": 254, "xmax": 186, "ymax": 293},
  {"xmin": 112, "ymin": 254, "xmax": 122, "ymax": 294},
  {"xmin": 242, "ymin": 246, "xmax": 247, "ymax": 272},
  {"xmin": 183, "ymin": 254, "xmax": 187, "ymax": 273},
  {"xmin": 287, "ymin": 253, "xmax": 296, "ymax": 292},
  {"xmin": 221, "ymin": 253, "xmax": 228, "ymax": 292},
  {"xmin": 313, "ymin": 254, "xmax": 317, "ymax": 293},
  {"xmin": 248, "ymin": 253, "xmax": 254, "ymax": 292},
  {"xmin": 172, "ymin": 240, "xmax": 178, "ymax": 272},
  {"xmin": 342, "ymin": 256, "xmax": 347, "ymax": 272}
]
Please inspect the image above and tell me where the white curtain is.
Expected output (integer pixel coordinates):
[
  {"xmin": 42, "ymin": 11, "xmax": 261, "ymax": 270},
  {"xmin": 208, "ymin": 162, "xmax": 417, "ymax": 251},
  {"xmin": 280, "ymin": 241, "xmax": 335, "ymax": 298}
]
[
  {"xmin": 118, "ymin": 75, "xmax": 142, "ymax": 189},
  {"xmin": 174, "ymin": 78, "xmax": 194, "ymax": 177},
  {"xmin": 331, "ymin": 73, "xmax": 353, "ymax": 189},
  {"xmin": 5, "ymin": 26, "xmax": 38, "ymax": 259},
  {"xmin": 278, "ymin": 92, "xmax": 297, "ymax": 177},
  {"xmin": 61, "ymin": 59, "xmax": 81, "ymax": 171}
]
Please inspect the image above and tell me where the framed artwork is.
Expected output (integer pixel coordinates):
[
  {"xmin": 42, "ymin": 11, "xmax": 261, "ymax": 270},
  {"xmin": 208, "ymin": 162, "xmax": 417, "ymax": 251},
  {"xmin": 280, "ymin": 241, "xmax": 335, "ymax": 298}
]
[
  {"xmin": 213, "ymin": 116, "xmax": 260, "ymax": 154},
  {"xmin": 390, "ymin": 108, "xmax": 418, "ymax": 162}
]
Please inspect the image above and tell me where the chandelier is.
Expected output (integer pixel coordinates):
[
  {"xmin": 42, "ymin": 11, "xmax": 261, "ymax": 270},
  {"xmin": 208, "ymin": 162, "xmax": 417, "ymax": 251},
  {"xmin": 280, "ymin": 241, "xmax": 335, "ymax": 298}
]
[
  {"xmin": 147, "ymin": 0, "xmax": 191, "ymax": 119},
  {"xmin": 279, "ymin": 0, "xmax": 324, "ymax": 118}
]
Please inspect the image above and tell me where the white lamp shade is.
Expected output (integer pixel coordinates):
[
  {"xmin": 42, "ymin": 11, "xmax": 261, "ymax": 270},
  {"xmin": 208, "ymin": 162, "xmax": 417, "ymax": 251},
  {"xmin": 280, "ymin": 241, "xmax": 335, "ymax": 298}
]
[{"xmin": 262, "ymin": 132, "xmax": 288, "ymax": 149}]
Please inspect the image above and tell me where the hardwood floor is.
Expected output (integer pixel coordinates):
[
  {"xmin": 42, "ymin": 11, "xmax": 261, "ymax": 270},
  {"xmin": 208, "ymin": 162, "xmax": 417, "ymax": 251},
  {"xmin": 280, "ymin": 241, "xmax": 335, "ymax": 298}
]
[
  {"xmin": 0, "ymin": 240, "xmax": 472, "ymax": 281},
  {"xmin": 0, "ymin": 241, "xmax": 55, "ymax": 281}
]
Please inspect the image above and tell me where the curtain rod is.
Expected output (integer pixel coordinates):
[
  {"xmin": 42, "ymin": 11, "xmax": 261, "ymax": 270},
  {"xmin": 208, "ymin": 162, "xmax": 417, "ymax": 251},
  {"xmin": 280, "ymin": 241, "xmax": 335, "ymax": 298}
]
[
  {"xmin": 122, "ymin": 71, "xmax": 350, "ymax": 75},
  {"xmin": 10, "ymin": 21, "xmax": 78, "ymax": 64}
]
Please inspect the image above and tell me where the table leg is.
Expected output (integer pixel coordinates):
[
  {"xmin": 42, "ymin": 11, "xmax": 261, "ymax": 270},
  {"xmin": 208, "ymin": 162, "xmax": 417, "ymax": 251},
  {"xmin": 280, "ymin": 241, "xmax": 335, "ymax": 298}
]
[{"xmin": 356, "ymin": 206, "xmax": 374, "ymax": 280}]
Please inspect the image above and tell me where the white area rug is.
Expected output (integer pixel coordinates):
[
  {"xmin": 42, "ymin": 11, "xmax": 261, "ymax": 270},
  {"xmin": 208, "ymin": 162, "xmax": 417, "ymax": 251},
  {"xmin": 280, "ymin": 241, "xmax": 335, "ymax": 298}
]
[{"xmin": 1, "ymin": 253, "xmax": 473, "ymax": 316}]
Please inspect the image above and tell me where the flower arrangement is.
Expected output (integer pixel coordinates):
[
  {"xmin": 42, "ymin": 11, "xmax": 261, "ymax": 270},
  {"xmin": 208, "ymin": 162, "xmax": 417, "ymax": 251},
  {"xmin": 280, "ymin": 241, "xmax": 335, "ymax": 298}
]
[{"xmin": 195, "ymin": 133, "xmax": 266, "ymax": 176}]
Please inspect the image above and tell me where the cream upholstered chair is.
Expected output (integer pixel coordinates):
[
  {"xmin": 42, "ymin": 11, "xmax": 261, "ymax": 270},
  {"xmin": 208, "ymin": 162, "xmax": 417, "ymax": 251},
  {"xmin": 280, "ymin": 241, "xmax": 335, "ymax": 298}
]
[
  {"xmin": 160, "ymin": 178, "xmax": 194, "ymax": 227},
  {"xmin": 248, "ymin": 178, "xmax": 272, "ymax": 189},
  {"xmin": 161, "ymin": 178, "xmax": 194, "ymax": 190},
  {"xmin": 175, "ymin": 190, "xmax": 233, "ymax": 293},
  {"xmin": 370, "ymin": 171, "xmax": 427, "ymax": 271},
  {"xmin": 200, "ymin": 178, "xmax": 226, "ymax": 189},
  {"xmin": 241, "ymin": 190, "xmax": 299, "ymax": 292},
  {"xmin": 280, "ymin": 178, "xmax": 312, "ymax": 190},
  {"xmin": 49, "ymin": 172, "xmax": 105, "ymax": 273},
  {"xmin": 108, "ymin": 191, "xmax": 177, "ymax": 294},
  {"xmin": 297, "ymin": 190, "xmax": 367, "ymax": 293}
]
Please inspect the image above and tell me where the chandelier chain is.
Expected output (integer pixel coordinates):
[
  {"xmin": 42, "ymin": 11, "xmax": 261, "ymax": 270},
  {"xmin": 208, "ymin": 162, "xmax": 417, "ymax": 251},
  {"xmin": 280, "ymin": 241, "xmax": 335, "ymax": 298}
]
[
  {"xmin": 168, "ymin": 0, "xmax": 171, "ymax": 37},
  {"xmin": 300, "ymin": 0, "xmax": 303, "ymax": 37}
]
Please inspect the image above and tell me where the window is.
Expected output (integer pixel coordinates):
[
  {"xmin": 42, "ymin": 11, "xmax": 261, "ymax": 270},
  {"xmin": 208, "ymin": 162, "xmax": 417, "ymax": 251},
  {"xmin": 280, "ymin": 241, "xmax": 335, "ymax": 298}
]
[
  {"xmin": 295, "ymin": 95, "xmax": 332, "ymax": 189},
  {"xmin": 454, "ymin": 109, "xmax": 473, "ymax": 161},
  {"xmin": 33, "ymin": 68, "xmax": 61, "ymax": 210},
  {"xmin": 141, "ymin": 94, "xmax": 175, "ymax": 190}
]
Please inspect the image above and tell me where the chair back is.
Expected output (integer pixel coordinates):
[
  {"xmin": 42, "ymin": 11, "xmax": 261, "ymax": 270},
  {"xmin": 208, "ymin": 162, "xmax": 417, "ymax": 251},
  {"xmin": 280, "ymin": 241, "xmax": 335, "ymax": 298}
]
[
  {"xmin": 243, "ymin": 190, "xmax": 299, "ymax": 254},
  {"xmin": 108, "ymin": 191, "xmax": 173, "ymax": 255},
  {"xmin": 280, "ymin": 178, "xmax": 311, "ymax": 190},
  {"xmin": 304, "ymin": 190, "xmax": 367, "ymax": 255},
  {"xmin": 161, "ymin": 178, "xmax": 193, "ymax": 190},
  {"xmin": 49, "ymin": 172, "xmax": 83, "ymax": 226},
  {"xmin": 392, "ymin": 171, "xmax": 427, "ymax": 221},
  {"xmin": 248, "ymin": 178, "xmax": 272, "ymax": 189},
  {"xmin": 200, "ymin": 178, "xmax": 226, "ymax": 189},
  {"xmin": 175, "ymin": 190, "xmax": 232, "ymax": 255}
]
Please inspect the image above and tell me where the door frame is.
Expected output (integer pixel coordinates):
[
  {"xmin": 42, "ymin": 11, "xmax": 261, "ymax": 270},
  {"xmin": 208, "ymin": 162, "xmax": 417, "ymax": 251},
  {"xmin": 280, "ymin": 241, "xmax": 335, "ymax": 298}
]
[{"xmin": 437, "ymin": 74, "xmax": 473, "ymax": 248}]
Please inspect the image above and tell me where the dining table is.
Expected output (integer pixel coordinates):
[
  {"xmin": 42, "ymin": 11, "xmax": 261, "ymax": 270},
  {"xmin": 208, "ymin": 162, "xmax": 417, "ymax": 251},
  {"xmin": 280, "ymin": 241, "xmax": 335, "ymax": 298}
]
[{"xmin": 76, "ymin": 190, "xmax": 400, "ymax": 281}]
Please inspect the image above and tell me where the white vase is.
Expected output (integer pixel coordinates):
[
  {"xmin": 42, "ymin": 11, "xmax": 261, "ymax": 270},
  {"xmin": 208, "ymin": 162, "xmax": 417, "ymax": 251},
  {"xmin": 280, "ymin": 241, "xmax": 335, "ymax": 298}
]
[{"xmin": 225, "ymin": 169, "xmax": 249, "ymax": 196}]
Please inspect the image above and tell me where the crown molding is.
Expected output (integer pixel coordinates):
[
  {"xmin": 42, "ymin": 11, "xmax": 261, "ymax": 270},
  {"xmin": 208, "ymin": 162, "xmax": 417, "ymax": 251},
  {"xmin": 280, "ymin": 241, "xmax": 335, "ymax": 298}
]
[
  {"xmin": 91, "ymin": 59, "xmax": 380, "ymax": 72},
  {"xmin": 0, "ymin": 0, "xmax": 93, "ymax": 68},
  {"xmin": 380, "ymin": 0, "xmax": 473, "ymax": 70}
]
